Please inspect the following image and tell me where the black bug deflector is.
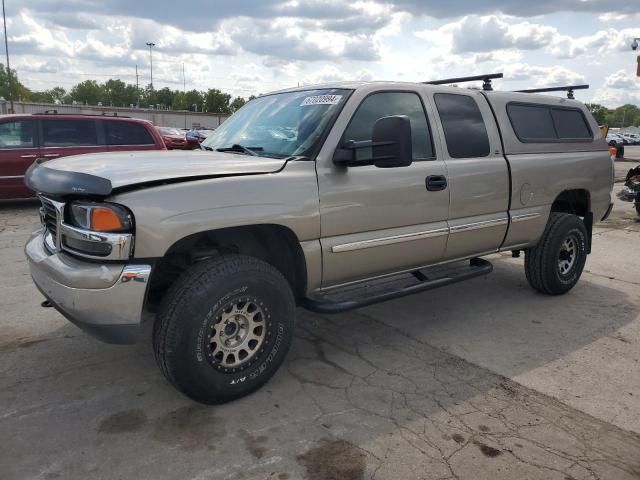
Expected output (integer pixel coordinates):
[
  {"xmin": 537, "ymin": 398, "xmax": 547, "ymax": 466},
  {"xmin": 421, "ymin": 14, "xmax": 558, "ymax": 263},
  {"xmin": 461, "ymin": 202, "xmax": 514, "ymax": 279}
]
[{"xmin": 25, "ymin": 161, "xmax": 113, "ymax": 198}]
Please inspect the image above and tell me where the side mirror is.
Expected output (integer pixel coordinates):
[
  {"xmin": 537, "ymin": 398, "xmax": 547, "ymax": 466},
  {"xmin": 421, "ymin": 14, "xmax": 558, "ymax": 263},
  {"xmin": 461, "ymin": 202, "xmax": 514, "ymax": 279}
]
[
  {"xmin": 371, "ymin": 115, "xmax": 412, "ymax": 168},
  {"xmin": 333, "ymin": 115, "xmax": 413, "ymax": 168}
]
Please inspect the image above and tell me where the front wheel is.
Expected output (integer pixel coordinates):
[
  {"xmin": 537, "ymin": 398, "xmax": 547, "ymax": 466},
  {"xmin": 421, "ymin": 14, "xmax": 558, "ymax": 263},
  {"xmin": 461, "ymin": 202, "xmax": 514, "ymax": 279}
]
[
  {"xmin": 153, "ymin": 255, "xmax": 296, "ymax": 404},
  {"xmin": 524, "ymin": 213, "xmax": 588, "ymax": 295}
]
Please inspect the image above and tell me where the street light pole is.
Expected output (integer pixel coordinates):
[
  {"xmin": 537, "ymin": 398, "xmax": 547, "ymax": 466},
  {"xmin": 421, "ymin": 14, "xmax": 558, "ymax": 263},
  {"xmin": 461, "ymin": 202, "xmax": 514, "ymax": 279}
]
[
  {"xmin": 146, "ymin": 42, "xmax": 155, "ymax": 89},
  {"xmin": 2, "ymin": 0, "xmax": 13, "ymax": 113}
]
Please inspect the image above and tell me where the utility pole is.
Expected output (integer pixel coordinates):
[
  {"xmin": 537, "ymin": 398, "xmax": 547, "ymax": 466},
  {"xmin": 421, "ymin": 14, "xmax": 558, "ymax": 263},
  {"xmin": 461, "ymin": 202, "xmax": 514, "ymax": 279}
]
[
  {"xmin": 2, "ymin": 0, "xmax": 13, "ymax": 113},
  {"xmin": 146, "ymin": 42, "xmax": 155, "ymax": 89},
  {"xmin": 135, "ymin": 64, "xmax": 139, "ymax": 106},
  {"xmin": 182, "ymin": 62, "xmax": 187, "ymax": 128}
]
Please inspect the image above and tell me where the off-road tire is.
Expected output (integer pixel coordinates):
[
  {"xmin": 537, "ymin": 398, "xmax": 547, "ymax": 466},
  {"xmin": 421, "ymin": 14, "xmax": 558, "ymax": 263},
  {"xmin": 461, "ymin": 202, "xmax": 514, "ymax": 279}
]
[
  {"xmin": 524, "ymin": 213, "xmax": 588, "ymax": 295},
  {"xmin": 153, "ymin": 255, "xmax": 295, "ymax": 404}
]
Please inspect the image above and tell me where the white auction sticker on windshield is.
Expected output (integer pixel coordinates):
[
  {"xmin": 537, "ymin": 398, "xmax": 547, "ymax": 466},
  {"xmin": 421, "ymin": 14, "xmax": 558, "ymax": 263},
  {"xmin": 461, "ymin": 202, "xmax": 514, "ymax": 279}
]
[{"xmin": 300, "ymin": 95, "xmax": 343, "ymax": 106}]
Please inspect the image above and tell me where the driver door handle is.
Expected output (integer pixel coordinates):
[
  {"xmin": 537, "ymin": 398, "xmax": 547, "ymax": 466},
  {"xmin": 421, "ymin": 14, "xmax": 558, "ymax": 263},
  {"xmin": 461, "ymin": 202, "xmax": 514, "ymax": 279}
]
[{"xmin": 426, "ymin": 175, "xmax": 447, "ymax": 191}]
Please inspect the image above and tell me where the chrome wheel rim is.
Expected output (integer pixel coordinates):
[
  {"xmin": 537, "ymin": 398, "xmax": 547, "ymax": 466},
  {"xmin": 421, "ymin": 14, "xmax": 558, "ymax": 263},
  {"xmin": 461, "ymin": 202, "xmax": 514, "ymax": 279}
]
[
  {"xmin": 208, "ymin": 299, "xmax": 267, "ymax": 369},
  {"xmin": 558, "ymin": 235, "xmax": 577, "ymax": 275}
]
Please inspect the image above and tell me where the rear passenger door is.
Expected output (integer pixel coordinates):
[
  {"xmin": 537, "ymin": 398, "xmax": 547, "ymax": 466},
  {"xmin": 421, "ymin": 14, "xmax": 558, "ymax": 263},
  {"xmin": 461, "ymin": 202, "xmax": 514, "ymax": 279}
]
[
  {"xmin": 104, "ymin": 120, "xmax": 159, "ymax": 152},
  {"xmin": 0, "ymin": 119, "xmax": 39, "ymax": 199},
  {"xmin": 429, "ymin": 91, "xmax": 510, "ymax": 260},
  {"xmin": 40, "ymin": 118, "xmax": 101, "ymax": 161}
]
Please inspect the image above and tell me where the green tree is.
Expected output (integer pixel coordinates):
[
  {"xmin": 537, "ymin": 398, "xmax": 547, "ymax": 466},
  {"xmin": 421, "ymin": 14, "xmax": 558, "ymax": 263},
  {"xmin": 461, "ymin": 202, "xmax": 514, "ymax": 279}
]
[
  {"xmin": 103, "ymin": 79, "xmax": 138, "ymax": 107},
  {"xmin": 68, "ymin": 80, "xmax": 104, "ymax": 105},
  {"xmin": 585, "ymin": 103, "xmax": 609, "ymax": 125},
  {"xmin": 155, "ymin": 87, "xmax": 176, "ymax": 109},
  {"xmin": 28, "ymin": 87, "xmax": 66, "ymax": 104},
  {"xmin": 140, "ymin": 84, "xmax": 157, "ymax": 108},
  {"xmin": 229, "ymin": 96, "xmax": 246, "ymax": 112},
  {"xmin": 0, "ymin": 63, "xmax": 30, "ymax": 104},
  {"xmin": 204, "ymin": 88, "xmax": 231, "ymax": 113},
  {"xmin": 172, "ymin": 89, "xmax": 205, "ymax": 111}
]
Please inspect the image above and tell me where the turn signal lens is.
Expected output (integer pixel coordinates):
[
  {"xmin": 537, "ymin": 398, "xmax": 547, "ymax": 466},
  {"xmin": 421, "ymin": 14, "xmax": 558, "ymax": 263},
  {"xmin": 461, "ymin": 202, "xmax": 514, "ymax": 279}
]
[
  {"xmin": 91, "ymin": 207, "xmax": 124, "ymax": 231},
  {"xmin": 68, "ymin": 201, "xmax": 133, "ymax": 233}
]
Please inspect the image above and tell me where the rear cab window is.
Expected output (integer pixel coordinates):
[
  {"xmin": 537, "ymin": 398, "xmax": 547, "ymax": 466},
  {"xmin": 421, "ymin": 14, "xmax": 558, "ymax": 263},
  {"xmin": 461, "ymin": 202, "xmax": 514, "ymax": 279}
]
[
  {"xmin": 433, "ymin": 93, "xmax": 490, "ymax": 158},
  {"xmin": 43, "ymin": 119, "xmax": 98, "ymax": 147},
  {"xmin": 0, "ymin": 120, "xmax": 36, "ymax": 149},
  {"xmin": 104, "ymin": 120, "xmax": 154, "ymax": 145},
  {"xmin": 507, "ymin": 103, "xmax": 593, "ymax": 142}
]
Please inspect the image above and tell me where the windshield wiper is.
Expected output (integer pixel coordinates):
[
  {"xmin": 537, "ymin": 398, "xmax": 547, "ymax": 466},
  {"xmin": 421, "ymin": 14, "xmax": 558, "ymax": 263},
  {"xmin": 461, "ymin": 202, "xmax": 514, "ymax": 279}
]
[{"xmin": 216, "ymin": 144, "xmax": 263, "ymax": 156}]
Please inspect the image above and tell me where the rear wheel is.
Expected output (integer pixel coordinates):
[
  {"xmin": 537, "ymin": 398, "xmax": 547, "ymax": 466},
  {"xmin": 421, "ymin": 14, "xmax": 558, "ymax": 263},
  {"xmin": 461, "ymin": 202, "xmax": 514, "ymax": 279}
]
[
  {"xmin": 153, "ymin": 255, "xmax": 296, "ymax": 404},
  {"xmin": 524, "ymin": 213, "xmax": 588, "ymax": 295}
]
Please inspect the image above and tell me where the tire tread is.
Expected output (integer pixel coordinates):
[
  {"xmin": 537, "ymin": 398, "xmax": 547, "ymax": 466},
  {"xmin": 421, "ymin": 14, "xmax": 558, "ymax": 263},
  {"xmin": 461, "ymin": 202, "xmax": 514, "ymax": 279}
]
[{"xmin": 153, "ymin": 255, "xmax": 294, "ymax": 403}]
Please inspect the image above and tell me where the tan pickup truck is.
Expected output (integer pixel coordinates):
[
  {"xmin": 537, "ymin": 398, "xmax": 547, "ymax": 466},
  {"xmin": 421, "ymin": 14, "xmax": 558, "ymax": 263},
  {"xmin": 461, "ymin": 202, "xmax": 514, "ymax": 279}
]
[{"xmin": 24, "ymin": 80, "xmax": 614, "ymax": 403}]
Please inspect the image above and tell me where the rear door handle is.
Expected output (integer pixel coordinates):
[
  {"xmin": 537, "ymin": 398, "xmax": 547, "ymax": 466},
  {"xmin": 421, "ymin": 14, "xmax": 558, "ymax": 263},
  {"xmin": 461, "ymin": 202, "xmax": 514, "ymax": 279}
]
[
  {"xmin": 426, "ymin": 175, "xmax": 447, "ymax": 191},
  {"xmin": 20, "ymin": 154, "xmax": 37, "ymax": 159},
  {"xmin": 44, "ymin": 153, "xmax": 60, "ymax": 158}
]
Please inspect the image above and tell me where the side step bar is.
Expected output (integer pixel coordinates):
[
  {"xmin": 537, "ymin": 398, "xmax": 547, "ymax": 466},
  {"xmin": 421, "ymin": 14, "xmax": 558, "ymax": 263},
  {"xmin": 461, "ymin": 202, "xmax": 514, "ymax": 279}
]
[{"xmin": 301, "ymin": 258, "xmax": 493, "ymax": 313}]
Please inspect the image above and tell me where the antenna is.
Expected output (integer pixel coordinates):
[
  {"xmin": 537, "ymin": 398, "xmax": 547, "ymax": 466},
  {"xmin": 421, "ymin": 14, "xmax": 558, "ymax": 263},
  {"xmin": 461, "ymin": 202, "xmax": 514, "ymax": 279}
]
[
  {"xmin": 514, "ymin": 84, "xmax": 589, "ymax": 100},
  {"xmin": 424, "ymin": 73, "xmax": 503, "ymax": 91}
]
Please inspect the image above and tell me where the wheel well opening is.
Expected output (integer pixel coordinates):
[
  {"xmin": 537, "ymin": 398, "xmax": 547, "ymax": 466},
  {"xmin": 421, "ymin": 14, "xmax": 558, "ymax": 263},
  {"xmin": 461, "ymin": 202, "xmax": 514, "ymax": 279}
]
[
  {"xmin": 550, "ymin": 189, "xmax": 593, "ymax": 253},
  {"xmin": 551, "ymin": 189, "xmax": 590, "ymax": 217},
  {"xmin": 146, "ymin": 225, "xmax": 307, "ymax": 311}
]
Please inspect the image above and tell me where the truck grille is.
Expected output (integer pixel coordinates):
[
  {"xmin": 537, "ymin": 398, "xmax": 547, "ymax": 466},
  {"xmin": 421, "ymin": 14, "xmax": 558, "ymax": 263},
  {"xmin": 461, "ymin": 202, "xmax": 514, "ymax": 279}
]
[{"xmin": 39, "ymin": 196, "xmax": 61, "ymax": 242}]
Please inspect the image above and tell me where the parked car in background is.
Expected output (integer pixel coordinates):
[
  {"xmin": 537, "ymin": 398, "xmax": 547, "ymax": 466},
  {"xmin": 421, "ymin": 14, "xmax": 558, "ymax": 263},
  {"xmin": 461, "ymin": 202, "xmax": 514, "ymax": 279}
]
[
  {"xmin": 185, "ymin": 129, "xmax": 214, "ymax": 148},
  {"xmin": 0, "ymin": 112, "xmax": 166, "ymax": 199},
  {"xmin": 156, "ymin": 127, "xmax": 189, "ymax": 150},
  {"xmin": 606, "ymin": 133, "xmax": 623, "ymax": 146},
  {"xmin": 621, "ymin": 133, "xmax": 640, "ymax": 145},
  {"xmin": 606, "ymin": 133, "xmax": 625, "ymax": 158}
]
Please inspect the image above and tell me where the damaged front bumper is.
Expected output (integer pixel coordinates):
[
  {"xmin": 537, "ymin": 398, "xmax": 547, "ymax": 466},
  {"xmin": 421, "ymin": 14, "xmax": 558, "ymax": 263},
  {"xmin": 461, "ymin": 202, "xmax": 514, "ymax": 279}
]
[{"xmin": 25, "ymin": 227, "xmax": 151, "ymax": 344}]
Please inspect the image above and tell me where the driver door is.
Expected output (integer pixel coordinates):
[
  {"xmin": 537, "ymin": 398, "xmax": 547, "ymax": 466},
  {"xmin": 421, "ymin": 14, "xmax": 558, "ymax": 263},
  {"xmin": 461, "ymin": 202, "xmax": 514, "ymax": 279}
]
[{"xmin": 317, "ymin": 90, "xmax": 450, "ymax": 287}]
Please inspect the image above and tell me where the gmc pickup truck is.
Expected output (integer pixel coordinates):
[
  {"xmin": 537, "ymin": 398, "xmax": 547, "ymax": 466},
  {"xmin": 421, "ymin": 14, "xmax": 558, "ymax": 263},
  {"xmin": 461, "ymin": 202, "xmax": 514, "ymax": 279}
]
[{"xmin": 24, "ymin": 80, "xmax": 614, "ymax": 404}]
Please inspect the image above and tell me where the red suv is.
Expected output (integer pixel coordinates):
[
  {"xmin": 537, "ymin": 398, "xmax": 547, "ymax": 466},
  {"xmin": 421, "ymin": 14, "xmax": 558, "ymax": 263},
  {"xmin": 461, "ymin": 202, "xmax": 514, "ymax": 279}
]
[{"xmin": 0, "ymin": 112, "xmax": 166, "ymax": 199}]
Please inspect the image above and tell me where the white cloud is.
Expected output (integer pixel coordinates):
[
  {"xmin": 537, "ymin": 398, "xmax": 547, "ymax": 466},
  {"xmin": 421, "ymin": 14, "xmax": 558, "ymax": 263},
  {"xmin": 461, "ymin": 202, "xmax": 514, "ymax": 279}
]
[
  {"xmin": 604, "ymin": 70, "xmax": 640, "ymax": 89},
  {"xmin": 301, "ymin": 65, "xmax": 374, "ymax": 84},
  {"xmin": 6, "ymin": 1, "xmax": 640, "ymax": 107}
]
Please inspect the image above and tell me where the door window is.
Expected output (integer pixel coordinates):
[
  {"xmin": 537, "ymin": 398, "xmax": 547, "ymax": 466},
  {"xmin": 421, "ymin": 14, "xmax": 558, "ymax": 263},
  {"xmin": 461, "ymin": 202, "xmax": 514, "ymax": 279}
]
[
  {"xmin": 343, "ymin": 92, "xmax": 434, "ymax": 161},
  {"xmin": 104, "ymin": 121, "xmax": 154, "ymax": 145},
  {"xmin": 42, "ymin": 119, "xmax": 98, "ymax": 147},
  {"xmin": 0, "ymin": 120, "xmax": 35, "ymax": 149},
  {"xmin": 434, "ymin": 93, "xmax": 490, "ymax": 158}
]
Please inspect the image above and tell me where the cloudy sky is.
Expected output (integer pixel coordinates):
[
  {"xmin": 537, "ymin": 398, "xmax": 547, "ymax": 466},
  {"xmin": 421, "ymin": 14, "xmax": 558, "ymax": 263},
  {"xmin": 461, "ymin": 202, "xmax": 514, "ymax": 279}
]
[{"xmin": 6, "ymin": 0, "xmax": 640, "ymax": 106}]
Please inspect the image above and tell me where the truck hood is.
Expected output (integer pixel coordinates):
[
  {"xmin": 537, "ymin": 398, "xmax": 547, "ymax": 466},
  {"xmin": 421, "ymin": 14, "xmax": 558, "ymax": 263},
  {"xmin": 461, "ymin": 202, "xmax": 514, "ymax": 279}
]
[{"xmin": 25, "ymin": 150, "xmax": 288, "ymax": 198}]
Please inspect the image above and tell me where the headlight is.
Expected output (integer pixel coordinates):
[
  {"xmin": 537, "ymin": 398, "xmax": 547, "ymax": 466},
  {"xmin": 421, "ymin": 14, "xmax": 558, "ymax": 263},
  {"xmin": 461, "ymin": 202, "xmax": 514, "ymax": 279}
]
[{"xmin": 68, "ymin": 202, "xmax": 133, "ymax": 233}]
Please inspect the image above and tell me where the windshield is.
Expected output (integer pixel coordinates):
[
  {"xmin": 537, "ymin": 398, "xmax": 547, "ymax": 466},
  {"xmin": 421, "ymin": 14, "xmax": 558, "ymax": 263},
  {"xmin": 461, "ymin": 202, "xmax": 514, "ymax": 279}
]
[
  {"xmin": 201, "ymin": 88, "xmax": 350, "ymax": 158},
  {"xmin": 159, "ymin": 127, "xmax": 182, "ymax": 135}
]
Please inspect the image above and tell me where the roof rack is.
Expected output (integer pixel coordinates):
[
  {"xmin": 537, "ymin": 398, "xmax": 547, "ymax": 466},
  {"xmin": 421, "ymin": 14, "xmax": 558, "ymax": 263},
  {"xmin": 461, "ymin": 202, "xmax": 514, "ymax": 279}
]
[
  {"xmin": 33, "ymin": 111, "xmax": 130, "ymax": 118},
  {"xmin": 424, "ymin": 73, "xmax": 503, "ymax": 91},
  {"xmin": 514, "ymin": 84, "xmax": 589, "ymax": 100}
]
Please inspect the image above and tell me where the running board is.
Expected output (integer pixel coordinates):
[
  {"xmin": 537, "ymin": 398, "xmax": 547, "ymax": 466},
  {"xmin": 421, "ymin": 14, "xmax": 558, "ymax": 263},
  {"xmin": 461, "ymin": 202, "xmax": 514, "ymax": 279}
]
[{"xmin": 301, "ymin": 258, "xmax": 493, "ymax": 313}]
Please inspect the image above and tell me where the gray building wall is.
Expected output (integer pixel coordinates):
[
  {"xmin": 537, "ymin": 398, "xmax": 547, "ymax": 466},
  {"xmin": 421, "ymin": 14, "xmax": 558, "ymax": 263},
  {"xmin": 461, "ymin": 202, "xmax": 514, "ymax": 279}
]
[{"xmin": 0, "ymin": 100, "xmax": 230, "ymax": 129}]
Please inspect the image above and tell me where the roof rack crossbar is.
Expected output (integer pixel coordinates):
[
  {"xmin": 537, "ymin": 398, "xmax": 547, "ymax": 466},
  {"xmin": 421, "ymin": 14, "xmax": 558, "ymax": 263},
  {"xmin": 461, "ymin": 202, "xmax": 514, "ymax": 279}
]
[
  {"xmin": 33, "ymin": 112, "xmax": 130, "ymax": 118},
  {"xmin": 424, "ymin": 72, "xmax": 503, "ymax": 91},
  {"xmin": 514, "ymin": 84, "xmax": 589, "ymax": 100}
]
